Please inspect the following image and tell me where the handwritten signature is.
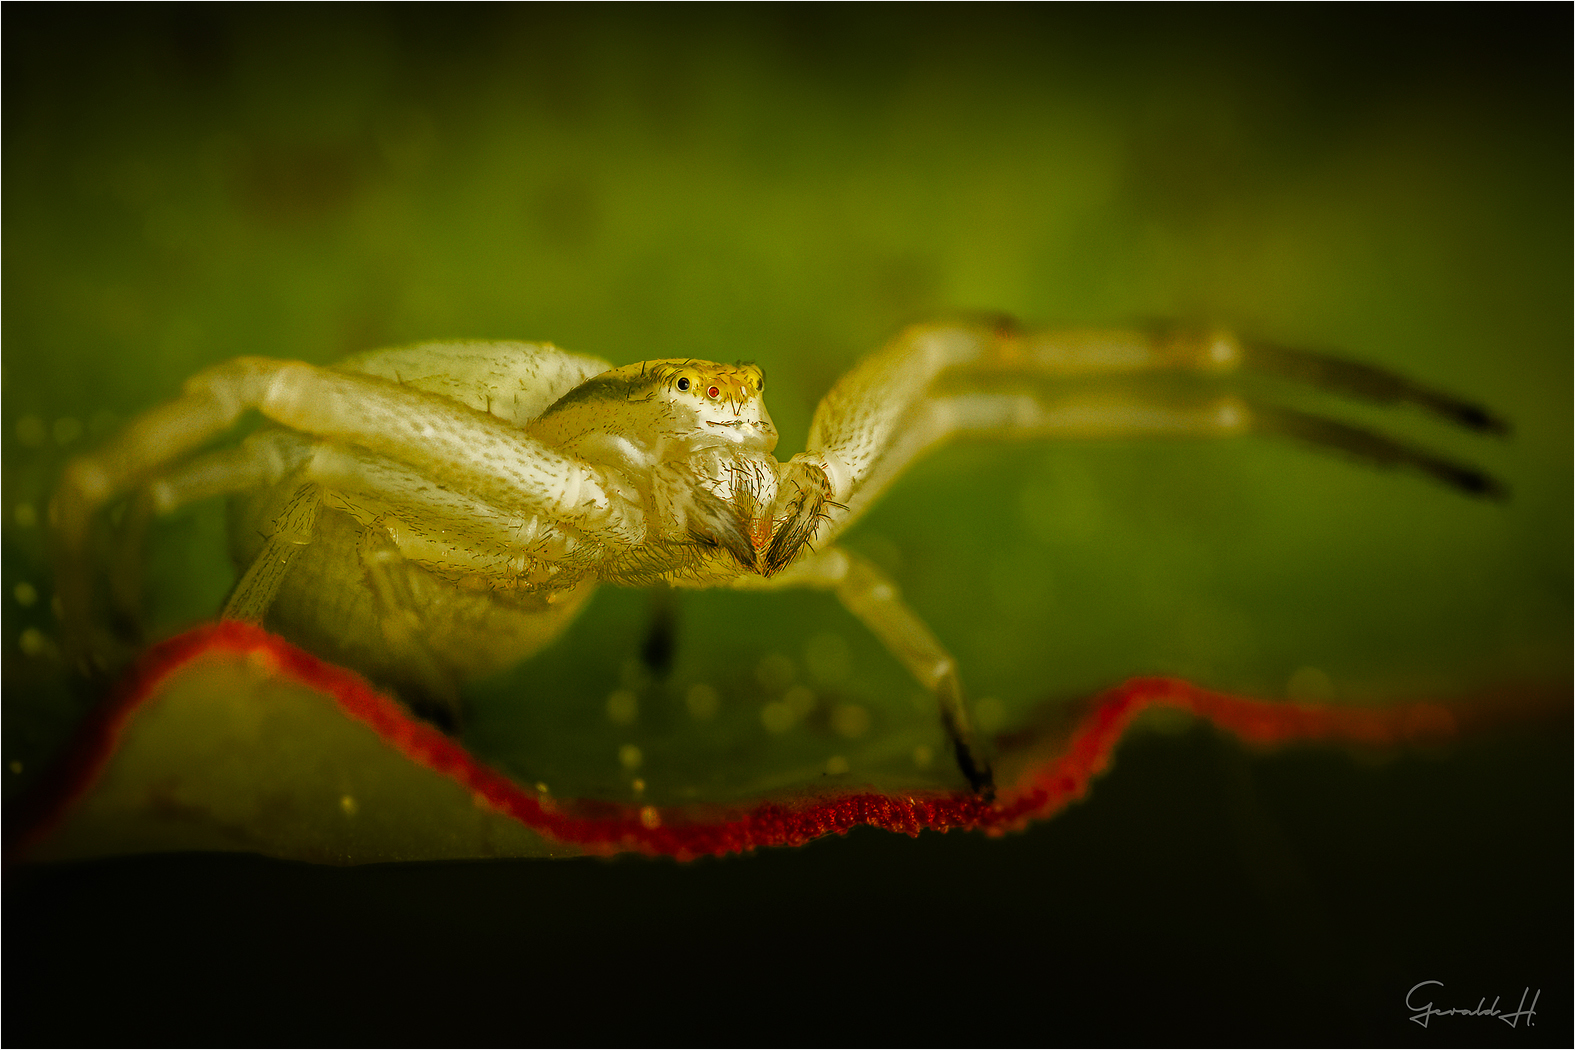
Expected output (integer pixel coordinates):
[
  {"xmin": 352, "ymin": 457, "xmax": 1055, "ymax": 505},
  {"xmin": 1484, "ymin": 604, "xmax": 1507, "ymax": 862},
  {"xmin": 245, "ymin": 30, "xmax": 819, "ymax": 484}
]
[{"xmin": 1407, "ymin": 981, "xmax": 1539, "ymax": 1028}]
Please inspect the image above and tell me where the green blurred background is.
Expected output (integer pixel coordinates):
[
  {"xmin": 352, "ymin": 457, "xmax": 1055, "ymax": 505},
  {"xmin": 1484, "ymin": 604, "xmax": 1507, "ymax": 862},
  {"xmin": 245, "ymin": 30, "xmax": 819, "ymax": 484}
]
[{"xmin": 4, "ymin": 6, "xmax": 1569, "ymax": 1043}]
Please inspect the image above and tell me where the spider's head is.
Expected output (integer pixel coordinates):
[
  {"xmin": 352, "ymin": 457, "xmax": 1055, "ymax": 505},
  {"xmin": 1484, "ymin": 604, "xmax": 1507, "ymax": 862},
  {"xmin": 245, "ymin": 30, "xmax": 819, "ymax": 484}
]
[
  {"xmin": 534, "ymin": 358, "xmax": 778, "ymax": 489},
  {"xmin": 623, "ymin": 359, "xmax": 779, "ymax": 455}
]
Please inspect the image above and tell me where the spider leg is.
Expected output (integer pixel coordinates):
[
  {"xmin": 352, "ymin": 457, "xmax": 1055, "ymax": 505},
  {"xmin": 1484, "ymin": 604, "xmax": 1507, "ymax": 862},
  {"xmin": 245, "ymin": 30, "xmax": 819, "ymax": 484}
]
[
  {"xmin": 53, "ymin": 358, "xmax": 641, "ymax": 665},
  {"xmin": 51, "ymin": 428, "xmax": 308, "ymax": 671},
  {"xmin": 775, "ymin": 320, "xmax": 1505, "ymax": 561},
  {"xmin": 961, "ymin": 320, "xmax": 1506, "ymax": 432},
  {"xmin": 222, "ymin": 482, "xmax": 323, "ymax": 625},
  {"xmin": 300, "ymin": 443, "xmax": 566, "ymax": 573},
  {"xmin": 105, "ymin": 431, "xmax": 309, "ymax": 639},
  {"xmin": 739, "ymin": 546, "xmax": 995, "ymax": 798},
  {"xmin": 55, "ymin": 357, "xmax": 642, "ymax": 557},
  {"xmin": 864, "ymin": 389, "xmax": 1508, "ymax": 514}
]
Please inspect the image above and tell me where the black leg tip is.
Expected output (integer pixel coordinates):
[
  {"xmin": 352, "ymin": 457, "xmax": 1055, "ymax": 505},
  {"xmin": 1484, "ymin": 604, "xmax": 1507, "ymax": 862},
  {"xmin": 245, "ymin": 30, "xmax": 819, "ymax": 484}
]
[
  {"xmin": 1431, "ymin": 462, "xmax": 1511, "ymax": 501},
  {"xmin": 953, "ymin": 738, "xmax": 996, "ymax": 802}
]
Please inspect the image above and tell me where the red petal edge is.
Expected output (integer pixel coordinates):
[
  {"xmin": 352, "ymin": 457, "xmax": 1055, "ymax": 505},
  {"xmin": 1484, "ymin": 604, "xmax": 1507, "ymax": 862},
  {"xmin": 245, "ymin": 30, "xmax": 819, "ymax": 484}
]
[{"xmin": 12, "ymin": 622, "xmax": 1463, "ymax": 861}]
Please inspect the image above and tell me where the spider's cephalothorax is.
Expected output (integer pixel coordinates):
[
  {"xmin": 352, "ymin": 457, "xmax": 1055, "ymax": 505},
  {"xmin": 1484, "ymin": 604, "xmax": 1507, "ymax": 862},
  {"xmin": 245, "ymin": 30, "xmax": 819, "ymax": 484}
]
[
  {"xmin": 52, "ymin": 323, "xmax": 1507, "ymax": 798},
  {"xmin": 525, "ymin": 358, "xmax": 818, "ymax": 579}
]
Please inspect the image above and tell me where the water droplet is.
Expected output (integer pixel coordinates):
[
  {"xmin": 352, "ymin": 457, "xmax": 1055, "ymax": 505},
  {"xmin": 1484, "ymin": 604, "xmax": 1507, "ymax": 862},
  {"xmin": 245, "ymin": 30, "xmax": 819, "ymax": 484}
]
[
  {"xmin": 618, "ymin": 744, "xmax": 643, "ymax": 770},
  {"xmin": 685, "ymin": 683, "xmax": 720, "ymax": 719},
  {"xmin": 804, "ymin": 632, "xmax": 851, "ymax": 685},
  {"xmin": 831, "ymin": 704, "xmax": 871, "ymax": 738},
  {"xmin": 18, "ymin": 628, "xmax": 53, "ymax": 658},
  {"xmin": 606, "ymin": 689, "xmax": 638, "ymax": 725},
  {"xmin": 760, "ymin": 700, "xmax": 795, "ymax": 734},
  {"xmin": 755, "ymin": 652, "xmax": 796, "ymax": 690}
]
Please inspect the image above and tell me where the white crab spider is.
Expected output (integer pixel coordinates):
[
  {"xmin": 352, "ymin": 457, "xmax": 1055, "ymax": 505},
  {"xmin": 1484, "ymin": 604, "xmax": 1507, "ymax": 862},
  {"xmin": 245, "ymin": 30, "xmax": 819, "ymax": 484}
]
[{"xmin": 51, "ymin": 318, "xmax": 1504, "ymax": 795}]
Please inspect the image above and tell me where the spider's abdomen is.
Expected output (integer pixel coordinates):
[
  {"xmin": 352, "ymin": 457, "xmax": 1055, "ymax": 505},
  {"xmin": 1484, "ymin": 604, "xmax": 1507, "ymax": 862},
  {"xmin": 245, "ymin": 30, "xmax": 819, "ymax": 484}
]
[{"xmin": 227, "ymin": 480, "xmax": 597, "ymax": 698}]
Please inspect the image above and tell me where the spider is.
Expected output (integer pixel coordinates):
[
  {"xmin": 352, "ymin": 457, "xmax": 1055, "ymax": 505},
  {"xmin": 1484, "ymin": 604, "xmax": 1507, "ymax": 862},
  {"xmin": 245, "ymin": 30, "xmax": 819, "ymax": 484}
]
[{"xmin": 50, "ymin": 317, "xmax": 1505, "ymax": 797}]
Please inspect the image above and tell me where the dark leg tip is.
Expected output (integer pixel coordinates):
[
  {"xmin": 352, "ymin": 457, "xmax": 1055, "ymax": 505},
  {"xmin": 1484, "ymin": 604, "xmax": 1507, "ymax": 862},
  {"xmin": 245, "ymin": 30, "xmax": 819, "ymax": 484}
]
[
  {"xmin": 1427, "ymin": 461, "xmax": 1511, "ymax": 501},
  {"xmin": 953, "ymin": 738, "xmax": 996, "ymax": 802},
  {"xmin": 1448, "ymin": 402, "xmax": 1512, "ymax": 436}
]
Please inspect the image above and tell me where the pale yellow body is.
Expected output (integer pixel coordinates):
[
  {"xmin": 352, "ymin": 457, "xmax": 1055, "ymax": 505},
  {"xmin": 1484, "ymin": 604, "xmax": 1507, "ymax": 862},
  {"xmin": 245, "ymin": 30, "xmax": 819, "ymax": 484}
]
[{"xmin": 52, "ymin": 320, "xmax": 1503, "ymax": 793}]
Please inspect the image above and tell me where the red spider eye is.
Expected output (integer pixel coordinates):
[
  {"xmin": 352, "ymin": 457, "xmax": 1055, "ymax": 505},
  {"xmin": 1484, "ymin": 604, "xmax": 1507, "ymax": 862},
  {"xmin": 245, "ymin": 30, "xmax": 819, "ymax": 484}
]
[{"xmin": 707, "ymin": 385, "xmax": 720, "ymax": 399}]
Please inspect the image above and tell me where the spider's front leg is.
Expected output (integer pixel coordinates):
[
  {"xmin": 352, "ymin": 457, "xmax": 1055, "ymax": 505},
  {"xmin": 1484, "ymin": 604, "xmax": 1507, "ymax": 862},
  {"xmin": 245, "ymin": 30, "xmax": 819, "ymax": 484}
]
[{"xmin": 774, "ymin": 316, "xmax": 1507, "ymax": 561}]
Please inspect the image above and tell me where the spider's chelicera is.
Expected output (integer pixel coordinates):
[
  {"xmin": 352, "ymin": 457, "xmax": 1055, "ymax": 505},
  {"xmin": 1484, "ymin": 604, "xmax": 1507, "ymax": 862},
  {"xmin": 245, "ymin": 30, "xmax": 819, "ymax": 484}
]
[{"xmin": 51, "ymin": 319, "xmax": 1507, "ymax": 797}]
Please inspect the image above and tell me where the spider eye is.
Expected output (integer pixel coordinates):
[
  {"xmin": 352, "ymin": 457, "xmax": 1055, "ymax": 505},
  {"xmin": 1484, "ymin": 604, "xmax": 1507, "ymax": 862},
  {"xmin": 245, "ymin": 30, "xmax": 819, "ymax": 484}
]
[
  {"xmin": 707, "ymin": 385, "xmax": 720, "ymax": 399},
  {"xmin": 676, "ymin": 377, "xmax": 690, "ymax": 391}
]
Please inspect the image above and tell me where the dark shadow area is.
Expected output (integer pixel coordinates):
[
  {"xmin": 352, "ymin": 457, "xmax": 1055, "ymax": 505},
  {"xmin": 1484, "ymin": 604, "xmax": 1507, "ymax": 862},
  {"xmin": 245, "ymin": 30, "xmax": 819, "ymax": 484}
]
[{"xmin": 7, "ymin": 713, "xmax": 1568, "ymax": 1044}]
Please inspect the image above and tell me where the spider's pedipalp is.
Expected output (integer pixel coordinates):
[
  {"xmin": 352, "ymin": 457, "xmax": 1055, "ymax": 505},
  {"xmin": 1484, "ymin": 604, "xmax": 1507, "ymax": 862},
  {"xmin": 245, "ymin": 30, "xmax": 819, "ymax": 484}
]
[
  {"xmin": 683, "ymin": 482, "xmax": 755, "ymax": 569},
  {"xmin": 762, "ymin": 460, "xmax": 832, "ymax": 576}
]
